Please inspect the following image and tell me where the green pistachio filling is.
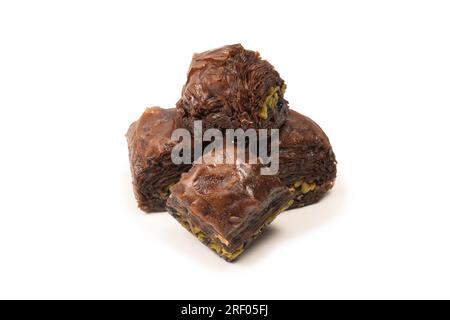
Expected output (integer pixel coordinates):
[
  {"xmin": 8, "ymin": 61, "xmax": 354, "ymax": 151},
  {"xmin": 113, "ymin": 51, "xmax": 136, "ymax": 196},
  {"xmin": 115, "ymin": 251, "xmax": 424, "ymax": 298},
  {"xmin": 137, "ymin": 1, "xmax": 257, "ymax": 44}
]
[
  {"xmin": 259, "ymin": 105, "xmax": 268, "ymax": 120},
  {"xmin": 173, "ymin": 199, "xmax": 293, "ymax": 261},
  {"xmin": 209, "ymin": 242, "xmax": 244, "ymax": 260},
  {"xmin": 291, "ymin": 180, "xmax": 317, "ymax": 194},
  {"xmin": 259, "ymin": 86, "xmax": 281, "ymax": 120},
  {"xmin": 177, "ymin": 215, "xmax": 244, "ymax": 261},
  {"xmin": 293, "ymin": 180, "xmax": 302, "ymax": 188},
  {"xmin": 301, "ymin": 182, "xmax": 316, "ymax": 193}
]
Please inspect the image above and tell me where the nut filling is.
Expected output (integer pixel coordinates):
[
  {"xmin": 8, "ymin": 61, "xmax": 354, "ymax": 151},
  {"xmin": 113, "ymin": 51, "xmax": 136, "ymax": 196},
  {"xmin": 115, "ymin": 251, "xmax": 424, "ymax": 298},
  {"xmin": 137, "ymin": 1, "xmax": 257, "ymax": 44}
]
[{"xmin": 170, "ymin": 199, "xmax": 294, "ymax": 262}]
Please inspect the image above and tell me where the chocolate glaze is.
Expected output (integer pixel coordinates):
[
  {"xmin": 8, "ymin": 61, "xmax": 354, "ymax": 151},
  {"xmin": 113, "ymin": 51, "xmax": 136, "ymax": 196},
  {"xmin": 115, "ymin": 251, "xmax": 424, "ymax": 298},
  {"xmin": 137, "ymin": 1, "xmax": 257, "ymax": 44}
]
[
  {"xmin": 176, "ymin": 44, "xmax": 289, "ymax": 132},
  {"xmin": 126, "ymin": 107, "xmax": 191, "ymax": 212}
]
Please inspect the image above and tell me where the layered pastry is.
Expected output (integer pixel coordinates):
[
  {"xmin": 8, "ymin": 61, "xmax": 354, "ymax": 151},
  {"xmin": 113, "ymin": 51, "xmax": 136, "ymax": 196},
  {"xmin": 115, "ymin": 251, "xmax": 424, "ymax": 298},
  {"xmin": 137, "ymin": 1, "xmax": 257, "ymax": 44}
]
[
  {"xmin": 279, "ymin": 110, "xmax": 337, "ymax": 209},
  {"xmin": 126, "ymin": 107, "xmax": 192, "ymax": 212},
  {"xmin": 176, "ymin": 44, "xmax": 289, "ymax": 133},
  {"xmin": 166, "ymin": 147, "xmax": 294, "ymax": 261}
]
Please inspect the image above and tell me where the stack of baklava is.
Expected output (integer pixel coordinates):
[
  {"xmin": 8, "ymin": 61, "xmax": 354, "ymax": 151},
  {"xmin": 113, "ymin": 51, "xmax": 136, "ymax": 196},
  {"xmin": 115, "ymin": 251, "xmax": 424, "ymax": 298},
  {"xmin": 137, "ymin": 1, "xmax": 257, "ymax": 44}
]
[{"xmin": 126, "ymin": 44, "xmax": 337, "ymax": 261}]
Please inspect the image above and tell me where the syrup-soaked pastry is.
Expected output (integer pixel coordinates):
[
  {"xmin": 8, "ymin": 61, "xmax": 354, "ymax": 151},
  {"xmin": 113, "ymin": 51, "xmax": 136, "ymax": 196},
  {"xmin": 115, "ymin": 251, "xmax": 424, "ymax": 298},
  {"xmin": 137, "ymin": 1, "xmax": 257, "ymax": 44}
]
[
  {"xmin": 279, "ymin": 110, "xmax": 337, "ymax": 209},
  {"xmin": 126, "ymin": 107, "xmax": 192, "ymax": 212},
  {"xmin": 166, "ymin": 146, "xmax": 294, "ymax": 262},
  {"xmin": 176, "ymin": 44, "xmax": 289, "ymax": 133}
]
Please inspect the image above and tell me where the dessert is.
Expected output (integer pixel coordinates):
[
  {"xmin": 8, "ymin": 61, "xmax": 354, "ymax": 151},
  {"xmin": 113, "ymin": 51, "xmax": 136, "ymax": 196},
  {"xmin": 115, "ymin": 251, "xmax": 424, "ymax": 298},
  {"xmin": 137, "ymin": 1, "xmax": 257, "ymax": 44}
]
[
  {"xmin": 126, "ymin": 45, "xmax": 338, "ymax": 262},
  {"xmin": 176, "ymin": 44, "xmax": 289, "ymax": 133},
  {"xmin": 166, "ymin": 147, "xmax": 294, "ymax": 261}
]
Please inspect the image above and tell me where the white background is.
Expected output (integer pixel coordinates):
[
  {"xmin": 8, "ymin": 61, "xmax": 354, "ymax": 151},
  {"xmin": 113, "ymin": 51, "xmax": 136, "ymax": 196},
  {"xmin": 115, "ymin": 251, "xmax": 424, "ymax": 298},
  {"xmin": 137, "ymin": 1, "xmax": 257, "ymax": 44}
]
[{"xmin": 1, "ymin": 0, "xmax": 449, "ymax": 300}]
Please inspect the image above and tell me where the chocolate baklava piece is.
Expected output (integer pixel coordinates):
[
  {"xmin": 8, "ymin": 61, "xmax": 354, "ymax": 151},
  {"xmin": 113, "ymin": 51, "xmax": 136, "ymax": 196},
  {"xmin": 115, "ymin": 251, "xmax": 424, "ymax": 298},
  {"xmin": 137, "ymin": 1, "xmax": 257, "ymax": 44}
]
[
  {"xmin": 176, "ymin": 44, "xmax": 289, "ymax": 132},
  {"xmin": 166, "ymin": 147, "xmax": 294, "ymax": 261}
]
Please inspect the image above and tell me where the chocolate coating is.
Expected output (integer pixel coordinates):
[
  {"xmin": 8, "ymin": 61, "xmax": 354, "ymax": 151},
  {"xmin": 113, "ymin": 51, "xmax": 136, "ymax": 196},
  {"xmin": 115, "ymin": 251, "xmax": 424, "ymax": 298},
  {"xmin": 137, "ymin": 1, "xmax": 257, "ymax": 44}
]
[
  {"xmin": 176, "ymin": 44, "xmax": 289, "ymax": 132},
  {"xmin": 279, "ymin": 110, "xmax": 337, "ymax": 208},
  {"xmin": 166, "ymin": 147, "xmax": 294, "ymax": 261},
  {"xmin": 126, "ymin": 107, "xmax": 191, "ymax": 212}
]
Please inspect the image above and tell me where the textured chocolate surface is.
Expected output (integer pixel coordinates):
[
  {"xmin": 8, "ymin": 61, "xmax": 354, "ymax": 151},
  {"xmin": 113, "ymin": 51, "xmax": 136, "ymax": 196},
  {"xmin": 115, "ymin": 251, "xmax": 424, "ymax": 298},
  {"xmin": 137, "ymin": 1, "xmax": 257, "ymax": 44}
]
[
  {"xmin": 126, "ymin": 107, "xmax": 191, "ymax": 212},
  {"xmin": 166, "ymin": 147, "xmax": 294, "ymax": 261},
  {"xmin": 279, "ymin": 110, "xmax": 337, "ymax": 208},
  {"xmin": 176, "ymin": 44, "xmax": 289, "ymax": 132}
]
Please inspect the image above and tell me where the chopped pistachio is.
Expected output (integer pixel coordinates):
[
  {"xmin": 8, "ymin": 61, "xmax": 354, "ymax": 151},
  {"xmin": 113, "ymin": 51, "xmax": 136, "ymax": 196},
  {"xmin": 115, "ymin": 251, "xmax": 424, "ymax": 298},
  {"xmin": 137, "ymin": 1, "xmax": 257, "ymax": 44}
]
[
  {"xmin": 293, "ymin": 180, "xmax": 303, "ymax": 188},
  {"xmin": 208, "ymin": 242, "xmax": 222, "ymax": 254},
  {"xmin": 259, "ymin": 104, "xmax": 268, "ymax": 119},
  {"xmin": 177, "ymin": 214, "xmax": 243, "ymax": 260},
  {"xmin": 221, "ymin": 244, "xmax": 244, "ymax": 261},
  {"xmin": 301, "ymin": 182, "xmax": 316, "ymax": 193},
  {"xmin": 265, "ymin": 86, "xmax": 279, "ymax": 109},
  {"xmin": 190, "ymin": 226, "xmax": 207, "ymax": 242},
  {"xmin": 259, "ymin": 86, "xmax": 280, "ymax": 119},
  {"xmin": 281, "ymin": 83, "xmax": 287, "ymax": 95},
  {"xmin": 291, "ymin": 180, "xmax": 316, "ymax": 194},
  {"xmin": 207, "ymin": 242, "xmax": 244, "ymax": 261},
  {"xmin": 197, "ymin": 232, "xmax": 207, "ymax": 242},
  {"xmin": 208, "ymin": 241, "xmax": 244, "ymax": 260}
]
